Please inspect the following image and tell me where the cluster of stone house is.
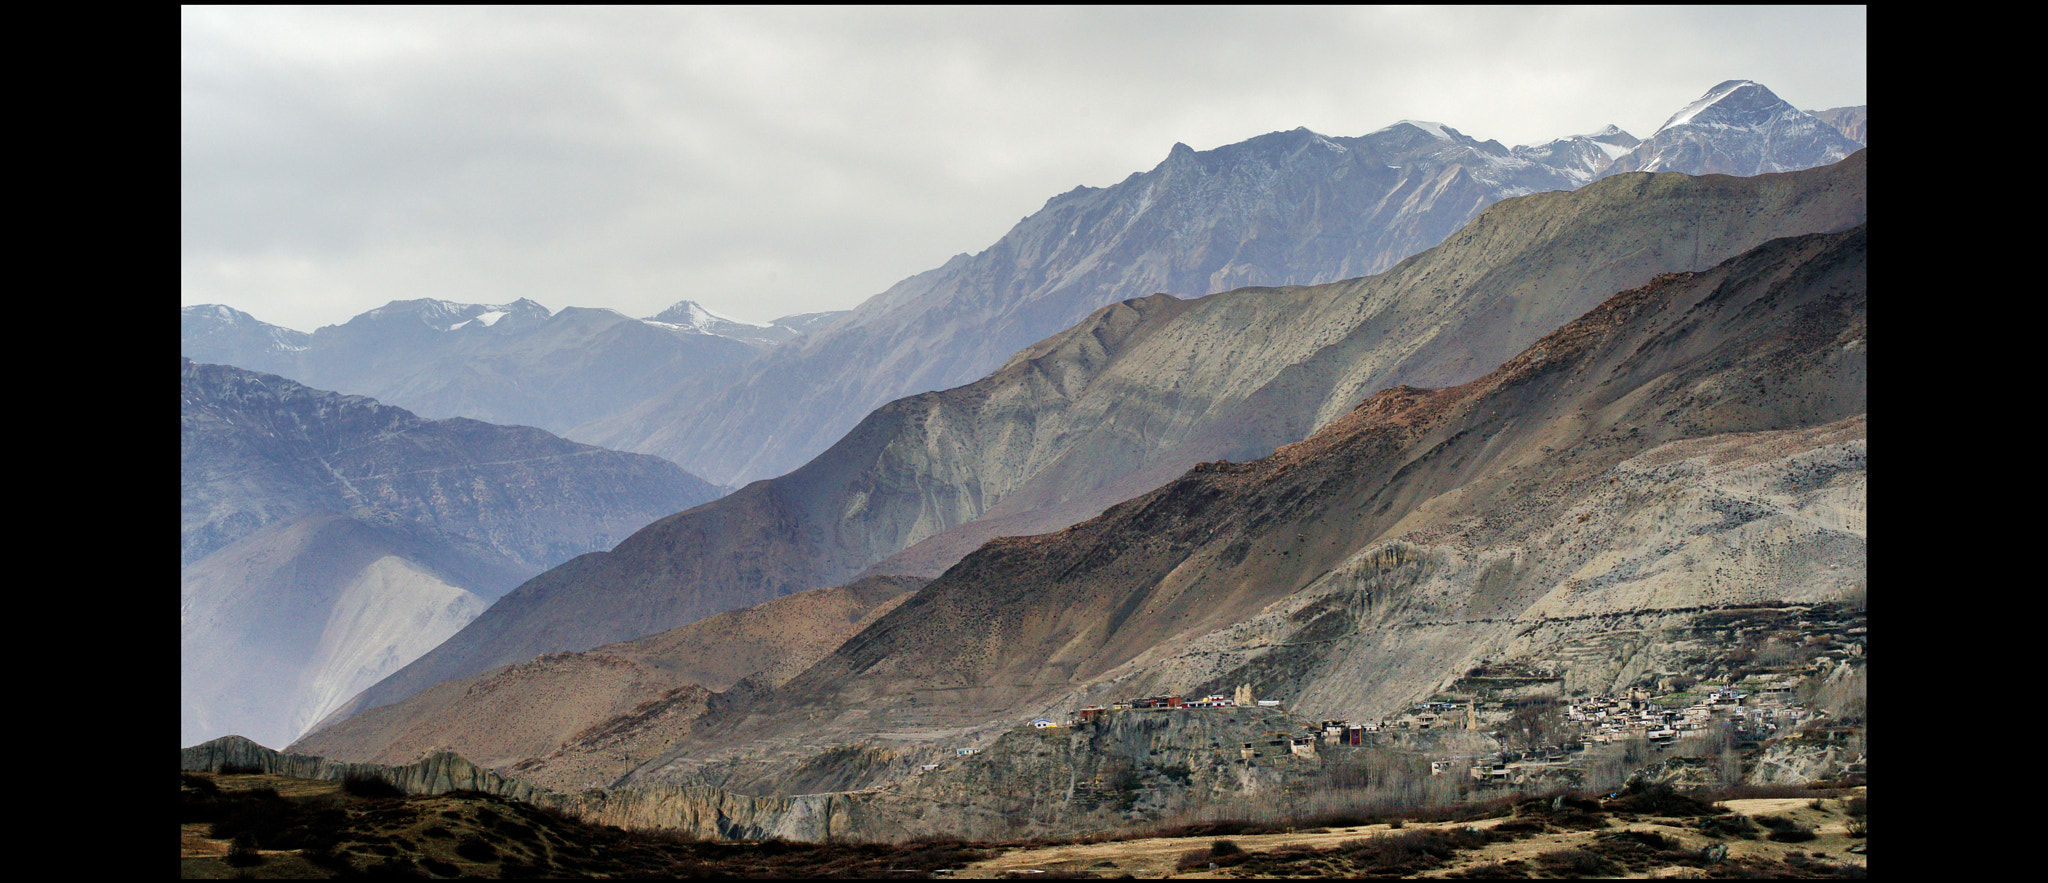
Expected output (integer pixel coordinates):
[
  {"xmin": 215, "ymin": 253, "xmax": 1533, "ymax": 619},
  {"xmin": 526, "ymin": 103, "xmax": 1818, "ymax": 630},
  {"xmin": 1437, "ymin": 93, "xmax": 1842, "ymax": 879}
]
[
  {"xmin": 925, "ymin": 675, "xmax": 1836, "ymax": 780},
  {"xmin": 1033, "ymin": 685, "xmax": 1286, "ymax": 729},
  {"xmin": 1566, "ymin": 683, "xmax": 1812, "ymax": 745}
]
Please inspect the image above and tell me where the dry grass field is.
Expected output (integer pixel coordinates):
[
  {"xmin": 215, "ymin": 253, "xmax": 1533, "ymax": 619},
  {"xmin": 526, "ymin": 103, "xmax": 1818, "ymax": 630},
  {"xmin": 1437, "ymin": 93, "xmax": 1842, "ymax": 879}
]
[{"xmin": 181, "ymin": 769, "xmax": 1863, "ymax": 878}]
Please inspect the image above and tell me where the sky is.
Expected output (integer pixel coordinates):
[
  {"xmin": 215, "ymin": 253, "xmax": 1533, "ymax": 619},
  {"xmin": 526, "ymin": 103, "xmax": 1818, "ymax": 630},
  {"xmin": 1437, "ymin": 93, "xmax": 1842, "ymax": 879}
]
[{"xmin": 181, "ymin": 6, "xmax": 1867, "ymax": 333}]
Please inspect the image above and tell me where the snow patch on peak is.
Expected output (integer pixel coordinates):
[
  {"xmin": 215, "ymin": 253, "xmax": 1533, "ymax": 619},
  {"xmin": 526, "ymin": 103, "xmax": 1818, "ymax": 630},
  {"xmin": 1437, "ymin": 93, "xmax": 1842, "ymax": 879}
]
[
  {"xmin": 1382, "ymin": 119, "xmax": 1457, "ymax": 141},
  {"xmin": 447, "ymin": 310, "xmax": 507, "ymax": 331}
]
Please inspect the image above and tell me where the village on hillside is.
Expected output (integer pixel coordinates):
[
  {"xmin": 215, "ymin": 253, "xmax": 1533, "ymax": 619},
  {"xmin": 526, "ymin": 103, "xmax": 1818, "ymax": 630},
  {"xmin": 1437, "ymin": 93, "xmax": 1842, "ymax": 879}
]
[{"xmin": 970, "ymin": 603, "xmax": 1866, "ymax": 788}]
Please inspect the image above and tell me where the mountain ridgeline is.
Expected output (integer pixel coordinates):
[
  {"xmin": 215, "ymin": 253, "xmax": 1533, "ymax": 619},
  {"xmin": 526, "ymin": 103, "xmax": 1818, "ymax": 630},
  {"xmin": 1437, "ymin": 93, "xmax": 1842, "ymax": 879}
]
[
  {"xmin": 599, "ymin": 80, "xmax": 1863, "ymax": 488},
  {"xmin": 180, "ymin": 299, "xmax": 843, "ymax": 465}
]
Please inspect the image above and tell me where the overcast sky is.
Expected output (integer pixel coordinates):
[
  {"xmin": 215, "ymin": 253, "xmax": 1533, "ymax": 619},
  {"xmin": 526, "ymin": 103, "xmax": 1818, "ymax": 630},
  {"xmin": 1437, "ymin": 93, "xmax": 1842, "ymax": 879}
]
[{"xmin": 182, "ymin": 6, "xmax": 1866, "ymax": 333}]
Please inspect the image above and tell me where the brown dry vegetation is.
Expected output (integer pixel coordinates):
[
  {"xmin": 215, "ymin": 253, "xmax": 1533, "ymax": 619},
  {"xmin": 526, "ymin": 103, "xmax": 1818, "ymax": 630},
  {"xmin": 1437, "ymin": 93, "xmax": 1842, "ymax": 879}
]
[
  {"xmin": 954, "ymin": 785, "xmax": 1867, "ymax": 878},
  {"xmin": 180, "ymin": 770, "xmax": 992, "ymax": 878},
  {"xmin": 183, "ymin": 769, "xmax": 1864, "ymax": 878}
]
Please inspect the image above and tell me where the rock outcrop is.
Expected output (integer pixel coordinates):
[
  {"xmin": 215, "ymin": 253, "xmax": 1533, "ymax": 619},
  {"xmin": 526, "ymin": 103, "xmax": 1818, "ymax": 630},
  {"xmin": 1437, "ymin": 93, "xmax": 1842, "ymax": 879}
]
[{"xmin": 181, "ymin": 735, "xmax": 556, "ymax": 806}]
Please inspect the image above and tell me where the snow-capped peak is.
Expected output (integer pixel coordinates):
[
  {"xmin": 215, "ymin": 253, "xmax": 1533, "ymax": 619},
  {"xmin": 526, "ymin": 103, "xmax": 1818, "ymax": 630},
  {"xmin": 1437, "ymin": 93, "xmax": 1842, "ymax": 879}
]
[
  {"xmin": 644, "ymin": 299, "xmax": 770, "ymax": 333},
  {"xmin": 1656, "ymin": 79, "xmax": 1769, "ymax": 132}
]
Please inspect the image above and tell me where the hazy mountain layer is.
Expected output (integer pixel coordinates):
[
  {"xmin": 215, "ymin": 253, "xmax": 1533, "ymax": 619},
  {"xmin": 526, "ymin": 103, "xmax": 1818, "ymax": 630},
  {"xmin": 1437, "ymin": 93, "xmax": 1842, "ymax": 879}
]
[
  {"xmin": 626, "ymin": 222, "xmax": 1867, "ymax": 804},
  {"xmin": 307, "ymin": 152, "xmax": 1865, "ymax": 757},
  {"xmin": 181, "ymin": 512, "xmax": 507, "ymax": 750},
  {"xmin": 180, "ymin": 303, "xmax": 311, "ymax": 379},
  {"xmin": 182, "ymin": 300, "xmax": 767, "ymax": 460},
  {"xmin": 181, "ymin": 358, "xmax": 718, "ymax": 572},
  {"xmin": 182, "ymin": 359, "xmax": 724, "ymax": 748},
  {"xmin": 1810, "ymin": 106, "xmax": 1868, "ymax": 144}
]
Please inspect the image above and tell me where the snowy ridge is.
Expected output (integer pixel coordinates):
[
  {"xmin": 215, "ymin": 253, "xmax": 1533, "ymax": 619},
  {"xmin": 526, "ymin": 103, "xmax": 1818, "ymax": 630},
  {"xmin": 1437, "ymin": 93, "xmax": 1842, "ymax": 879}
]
[{"xmin": 357, "ymin": 298, "xmax": 551, "ymax": 331}]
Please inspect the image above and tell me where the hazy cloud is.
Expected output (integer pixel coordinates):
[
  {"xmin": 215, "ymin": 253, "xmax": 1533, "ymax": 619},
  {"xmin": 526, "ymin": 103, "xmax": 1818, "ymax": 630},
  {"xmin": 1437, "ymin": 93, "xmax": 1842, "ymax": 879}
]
[{"xmin": 181, "ymin": 6, "xmax": 1866, "ymax": 331}]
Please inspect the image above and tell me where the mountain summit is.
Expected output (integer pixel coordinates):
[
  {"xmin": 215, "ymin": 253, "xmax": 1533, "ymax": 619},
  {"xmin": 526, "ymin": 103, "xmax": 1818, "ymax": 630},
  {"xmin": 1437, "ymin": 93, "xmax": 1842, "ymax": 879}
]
[{"xmin": 1599, "ymin": 80, "xmax": 1862, "ymax": 178}]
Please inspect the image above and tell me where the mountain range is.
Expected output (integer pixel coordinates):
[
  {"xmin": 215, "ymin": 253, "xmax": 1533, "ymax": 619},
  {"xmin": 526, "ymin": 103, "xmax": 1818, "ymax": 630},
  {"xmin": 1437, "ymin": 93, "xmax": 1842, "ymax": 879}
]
[
  {"xmin": 185, "ymin": 80, "xmax": 1867, "ymax": 838},
  {"xmin": 184, "ymin": 80, "xmax": 1862, "ymax": 497},
  {"xmin": 291, "ymin": 148, "xmax": 1866, "ymax": 817},
  {"xmin": 594, "ymin": 79, "xmax": 1865, "ymax": 488}
]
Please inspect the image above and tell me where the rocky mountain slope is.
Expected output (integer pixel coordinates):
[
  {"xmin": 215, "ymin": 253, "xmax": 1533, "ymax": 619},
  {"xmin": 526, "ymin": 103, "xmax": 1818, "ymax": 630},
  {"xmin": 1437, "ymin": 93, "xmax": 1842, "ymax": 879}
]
[
  {"xmin": 610, "ymin": 121, "xmax": 1609, "ymax": 488},
  {"xmin": 275, "ymin": 217, "xmax": 1865, "ymax": 842},
  {"xmin": 182, "ymin": 359, "xmax": 723, "ymax": 749},
  {"xmin": 304, "ymin": 152, "xmax": 1865, "ymax": 769},
  {"xmin": 621, "ymin": 220, "xmax": 1867, "ymax": 819},
  {"xmin": 290, "ymin": 575, "xmax": 927, "ymax": 792}
]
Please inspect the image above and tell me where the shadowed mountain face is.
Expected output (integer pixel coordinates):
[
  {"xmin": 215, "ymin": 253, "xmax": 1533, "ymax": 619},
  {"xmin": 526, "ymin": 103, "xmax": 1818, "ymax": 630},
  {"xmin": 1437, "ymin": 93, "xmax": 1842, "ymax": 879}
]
[
  {"xmin": 307, "ymin": 153, "xmax": 1865, "ymax": 758},
  {"xmin": 182, "ymin": 360, "xmax": 724, "ymax": 749},
  {"xmin": 629, "ymin": 222, "xmax": 1866, "ymax": 798}
]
